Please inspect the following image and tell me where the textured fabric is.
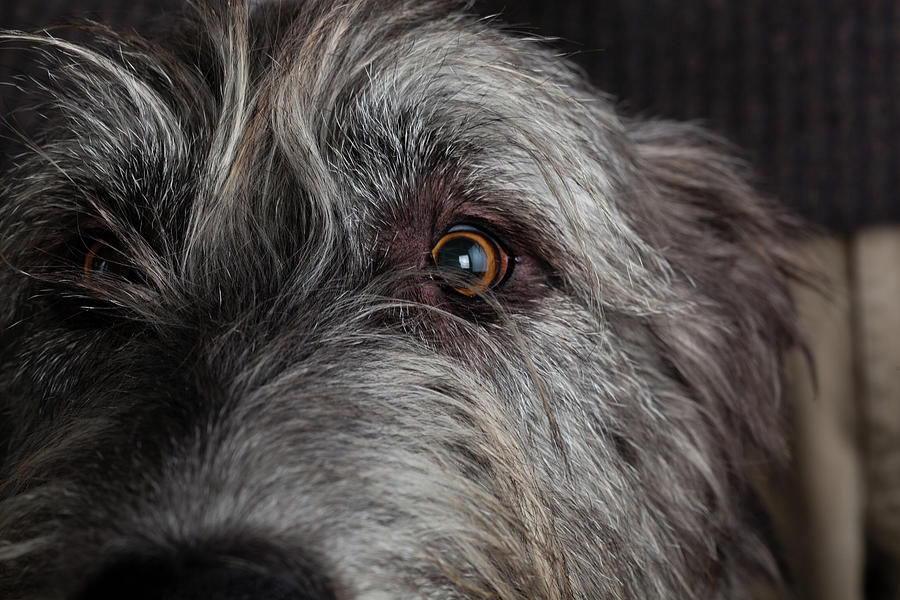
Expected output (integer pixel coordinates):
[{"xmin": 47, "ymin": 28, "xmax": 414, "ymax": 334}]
[
  {"xmin": 2, "ymin": 1, "xmax": 898, "ymax": 231},
  {"xmin": 479, "ymin": 0, "xmax": 900, "ymax": 232},
  {"xmin": 759, "ymin": 229, "xmax": 900, "ymax": 600},
  {"xmin": 853, "ymin": 227, "xmax": 900, "ymax": 598},
  {"xmin": 778, "ymin": 238, "xmax": 863, "ymax": 600}
]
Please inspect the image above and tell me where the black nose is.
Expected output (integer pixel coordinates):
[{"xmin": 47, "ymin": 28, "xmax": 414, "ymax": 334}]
[{"xmin": 73, "ymin": 555, "xmax": 331, "ymax": 600}]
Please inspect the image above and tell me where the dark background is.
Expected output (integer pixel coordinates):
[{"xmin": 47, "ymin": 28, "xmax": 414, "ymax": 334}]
[{"xmin": 2, "ymin": 1, "xmax": 898, "ymax": 232}]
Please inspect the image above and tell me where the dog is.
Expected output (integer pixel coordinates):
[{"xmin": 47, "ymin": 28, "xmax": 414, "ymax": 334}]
[{"xmin": 0, "ymin": 1, "xmax": 804, "ymax": 598}]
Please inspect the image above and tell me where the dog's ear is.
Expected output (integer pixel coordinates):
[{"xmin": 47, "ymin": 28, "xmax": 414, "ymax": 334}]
[{"xmin": 626, "ymin": 120, "xmax": 805, "ymax": 461}]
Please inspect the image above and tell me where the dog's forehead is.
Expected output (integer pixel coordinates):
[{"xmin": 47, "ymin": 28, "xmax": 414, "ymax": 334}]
[
  {"xmin": 229, "ymin": 3, "xmax": 641, "ymax": 280},
  {"xmin": 238, "ymin": 2, "xmax": 629, "ymax": 225},
  {"xmin": 20, "ymin": 2, "xmax": 635, "ymax": 279},
  {"xmin": 0, "ymin": 0, "xmax": 660, "ymax": 316}
]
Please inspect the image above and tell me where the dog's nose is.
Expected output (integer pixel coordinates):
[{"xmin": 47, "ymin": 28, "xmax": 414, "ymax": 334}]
[{"xmin": 73, "ymin": 555, "xmax": 330, "ymax": 600}]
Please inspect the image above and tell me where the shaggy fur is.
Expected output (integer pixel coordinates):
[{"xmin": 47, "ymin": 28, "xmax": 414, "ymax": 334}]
[{"xmin": 0, "ymin": 1, "xmax": 802, "ymax": 598}]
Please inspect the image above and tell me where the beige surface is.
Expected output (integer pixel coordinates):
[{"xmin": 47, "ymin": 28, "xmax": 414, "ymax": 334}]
[
  {"xmin": 780, "ymin": 235, "xmax": 864, "ymax": 600},
  {"xmin": 854, "ymin": 227, "xmax": 900, "ymax": 596},
  {"xmin": 770, "ymin": 226, "xmax": 900, "ymax": 599}
]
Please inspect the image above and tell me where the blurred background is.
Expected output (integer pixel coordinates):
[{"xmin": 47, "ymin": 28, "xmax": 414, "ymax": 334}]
[
  {"xmin": 480, "ymin": 0, "xmax": 900, "ymax": 233},
  {"xmin": 2, "ymin": 2, "xmax": 899, "ymax": 599}
]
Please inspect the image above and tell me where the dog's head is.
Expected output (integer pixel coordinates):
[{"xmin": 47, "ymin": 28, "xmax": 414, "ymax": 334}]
[{"xmin": 0, "ymin": 1, "xmax": 802, "ymax": 598}]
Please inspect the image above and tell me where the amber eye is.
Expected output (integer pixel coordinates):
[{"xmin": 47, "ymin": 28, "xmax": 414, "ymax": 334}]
[
  {"xmin": 431, "ymin": 225, "xmax": 512, "ymax": 296},
  {"xmin": 82, "ymin": 240, "xmax": 125, "ymax": 277}
]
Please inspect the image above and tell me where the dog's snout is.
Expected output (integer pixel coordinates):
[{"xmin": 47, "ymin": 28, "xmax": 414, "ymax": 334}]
[{"xmin": 73, "ymin": 555, "xmax": 329, "ymax": 600}]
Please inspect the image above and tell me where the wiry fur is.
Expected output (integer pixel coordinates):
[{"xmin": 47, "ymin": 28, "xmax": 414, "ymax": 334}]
[{"xmin": 0, "ymin": 1, "xmax": 802, "ymax": 598}]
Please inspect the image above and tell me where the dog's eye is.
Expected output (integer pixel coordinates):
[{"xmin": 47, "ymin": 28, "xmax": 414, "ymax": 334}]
[
  {"xmin": 431, "ymin": 225, "xmax": 512, "ymax": 296},
  {"xmin": 82, "ymin": 240, "xmax": 128, "ymax": 277}
]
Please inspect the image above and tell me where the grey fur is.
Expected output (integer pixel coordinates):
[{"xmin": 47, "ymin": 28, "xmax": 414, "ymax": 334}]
[{"xmin": 0, "ymin": 1, "xmax": 803, "ymax": 598}]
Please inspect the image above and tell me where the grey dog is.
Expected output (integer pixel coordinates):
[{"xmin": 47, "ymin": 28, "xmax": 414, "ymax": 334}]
[{"xmin": 0, "ymin": 1, "xmax": 804, "ymax": 598}]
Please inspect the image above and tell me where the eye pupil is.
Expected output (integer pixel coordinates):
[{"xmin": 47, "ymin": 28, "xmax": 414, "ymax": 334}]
[{"xmin": 435, "ymin": 237, "xmax": 491, "ymax": 276}]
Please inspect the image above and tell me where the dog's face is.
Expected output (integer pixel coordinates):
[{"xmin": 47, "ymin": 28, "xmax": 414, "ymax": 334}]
[{"xmin": 0, "ymin": 1, "xmax": 800, "ymax": 598}]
